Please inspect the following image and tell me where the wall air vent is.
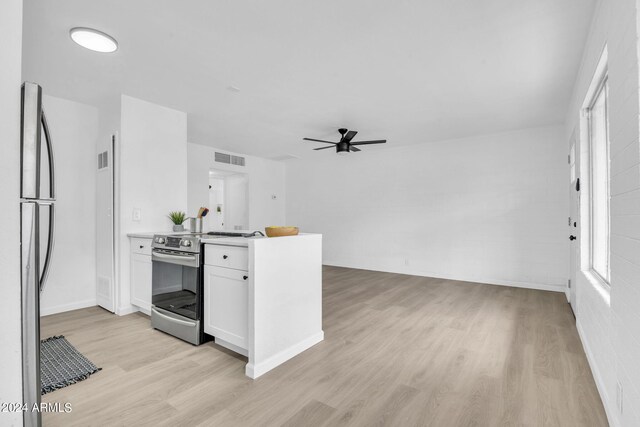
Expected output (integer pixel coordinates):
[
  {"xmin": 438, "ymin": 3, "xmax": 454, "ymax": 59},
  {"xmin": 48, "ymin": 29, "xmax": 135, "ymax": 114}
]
[
  {"xmin": 214, "ymin": 152, "xmax": 231, "ymax": 164},
  {"xmin": 230, "ymin": 155, "xmax": 245, "ymax": 166},
  {"xmin": 97, "ymin": 151, "xmax": 108, "ymax": 169},
  {"xmin": 215, "ymin": 152, "xmax": 245, "ymax": 167}
]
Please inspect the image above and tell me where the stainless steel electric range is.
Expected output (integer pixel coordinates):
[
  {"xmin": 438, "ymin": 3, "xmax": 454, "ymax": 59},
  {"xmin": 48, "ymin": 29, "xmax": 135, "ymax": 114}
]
[{"xmin": 150, "ymin": 231, "xmax": 259, "ymax": 345}]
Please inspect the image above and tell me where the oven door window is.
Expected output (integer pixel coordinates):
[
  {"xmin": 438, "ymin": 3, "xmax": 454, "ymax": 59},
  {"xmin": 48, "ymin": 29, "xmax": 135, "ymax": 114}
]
[{"xmin": 152, "ymin": 255, "xmax": 200, "ymax": 320}]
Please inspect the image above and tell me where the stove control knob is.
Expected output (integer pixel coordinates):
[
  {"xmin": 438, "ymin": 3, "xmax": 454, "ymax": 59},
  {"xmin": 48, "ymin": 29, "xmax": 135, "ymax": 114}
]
[
  {"xmin": 156, "ymin": 237, "xmax": 165, "ymax": 244},
  {"xmin": 181, "ymin": 240, "xmax": 192, "ymax": 247}
]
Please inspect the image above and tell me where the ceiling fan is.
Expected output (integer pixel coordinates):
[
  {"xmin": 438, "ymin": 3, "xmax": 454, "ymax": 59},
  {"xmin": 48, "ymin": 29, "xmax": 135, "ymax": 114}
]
[{"xmin": 303, "ymin": 128, "xmax": 386, "ymax": 155}]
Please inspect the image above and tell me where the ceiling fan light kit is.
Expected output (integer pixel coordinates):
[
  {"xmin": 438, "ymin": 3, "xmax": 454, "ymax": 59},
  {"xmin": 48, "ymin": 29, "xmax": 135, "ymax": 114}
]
[
  {"xmin": 303, "ymin": 128, "xmax": 387, "ymax": 154},
  {"xmin": 336, "ymin": 142, "xmax": 350, "ymax": 155}
]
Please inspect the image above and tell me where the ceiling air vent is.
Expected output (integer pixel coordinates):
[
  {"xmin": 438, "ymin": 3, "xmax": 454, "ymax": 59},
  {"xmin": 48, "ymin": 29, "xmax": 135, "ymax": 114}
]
[{"xmin": 215, "ymin": 152, "xmax": 245, "ymax": 167}]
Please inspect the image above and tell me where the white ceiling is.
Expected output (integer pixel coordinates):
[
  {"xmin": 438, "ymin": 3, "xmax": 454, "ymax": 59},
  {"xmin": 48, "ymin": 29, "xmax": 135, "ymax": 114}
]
[{"xmin": 22, "ymin": 0, "xmax": 595, "ymax": 158}]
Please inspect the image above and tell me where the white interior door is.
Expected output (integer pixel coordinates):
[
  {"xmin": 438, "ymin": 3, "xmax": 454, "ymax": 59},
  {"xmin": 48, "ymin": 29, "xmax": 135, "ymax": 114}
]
[
  {"xmin": 96, "ymin": 135, "xmax": 116, "ymax": 312},
  {"xmin": 224, "ymin": 174, "xmax": 249, "ymax": 230},
  {"xmin": 569, "ymin": 138, "xmax": 579, "ymax": 314}
]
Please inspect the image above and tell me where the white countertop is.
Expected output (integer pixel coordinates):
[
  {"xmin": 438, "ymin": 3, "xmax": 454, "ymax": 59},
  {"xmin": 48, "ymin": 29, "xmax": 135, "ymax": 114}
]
[
  {"xmin": 202, "ymin": 233, "xmax": 320, "ymax": 247},
  {"xmin": 200, "ymin": 236, "xmax": 260, "ymax": 247},
  {"xmin": 127, "ymin": 231, "xmax": 319, "ymax": 247},
  {"xmin": 127, "ymin": 232, "xmax": 154, "ymax": 238},
  {"xmin": 126, "ymin": 231, "xmax": 195, "ymax": 238}
]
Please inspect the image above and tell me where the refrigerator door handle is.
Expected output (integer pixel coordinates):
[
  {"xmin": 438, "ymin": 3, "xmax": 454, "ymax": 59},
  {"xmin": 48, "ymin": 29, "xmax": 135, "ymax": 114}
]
[
  {"xmin": 41, "ymin": 110, "xmax": 55, "ymax": 200},
  {"xmin": 39, "ymin": 202, "xmax": 55, "ymax": 292}
]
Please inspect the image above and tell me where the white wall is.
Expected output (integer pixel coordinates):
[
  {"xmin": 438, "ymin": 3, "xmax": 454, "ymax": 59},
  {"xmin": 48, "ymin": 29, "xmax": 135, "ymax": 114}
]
[
  {"xmin": 187, "ymin": 143, "xmax": 285, "ymax": 231},
  {"xmin": 39, "ymin": 95, "xmax": 99, "ymax": 316},
  {"xmin": 118, "ymin": 95, "xmax": 187, "ymax": 313},
  {"xmin": 287, "ymin": 125, "xmax": 568, "ymax": 291},
  {"xmin": 0, "ymin": 0, "xmax": 23, "ymax": 424},
  {"xmin": 565, "ymin": 0, "xmax": 640, "ymax": 425}
]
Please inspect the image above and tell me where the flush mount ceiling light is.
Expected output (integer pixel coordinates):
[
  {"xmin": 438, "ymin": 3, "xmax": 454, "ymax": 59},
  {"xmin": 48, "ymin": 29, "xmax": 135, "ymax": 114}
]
[{"xmin": 69, "ymin": 27, "xmax": 118, "ymax": 53}]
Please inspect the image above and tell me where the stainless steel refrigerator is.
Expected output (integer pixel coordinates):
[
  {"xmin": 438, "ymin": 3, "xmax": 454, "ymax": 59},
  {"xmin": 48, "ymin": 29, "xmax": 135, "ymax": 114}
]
[{"xmin": 20, "ymin": 82, "xmax": 55, "ymax": 427}]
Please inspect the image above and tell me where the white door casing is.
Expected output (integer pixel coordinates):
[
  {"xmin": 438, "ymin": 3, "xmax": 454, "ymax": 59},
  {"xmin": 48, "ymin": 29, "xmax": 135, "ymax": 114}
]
[
  {"xmin": 569, "ymin": 132, "xmax": 579, "ymax": 314},
  {"xmin": 96, "ymin": 134, "xmax": 116, "ymax": 312}
]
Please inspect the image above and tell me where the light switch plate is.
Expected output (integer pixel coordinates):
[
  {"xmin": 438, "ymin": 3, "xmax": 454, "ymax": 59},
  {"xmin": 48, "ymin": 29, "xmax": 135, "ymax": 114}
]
[{"xmin": 132, "ymin": 208, "xmax": 142, "ymax": 222}]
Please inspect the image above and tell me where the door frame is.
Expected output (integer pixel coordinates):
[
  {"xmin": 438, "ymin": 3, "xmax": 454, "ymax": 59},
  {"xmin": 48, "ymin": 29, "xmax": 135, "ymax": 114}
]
[
  {"xmin": 568, "ymin": 130, "xmax": 580, "ymax": 314},
  {"xmin": 96, "ymin": 133, "xmax": 118, "ymax": 312}
]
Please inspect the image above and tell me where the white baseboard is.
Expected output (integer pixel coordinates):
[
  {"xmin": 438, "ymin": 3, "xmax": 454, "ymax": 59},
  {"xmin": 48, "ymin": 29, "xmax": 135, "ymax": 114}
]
[
  {"xmin": 576, "ymin": 320, "xmax": 618, "ymax": 427},
  {"xmin": 215, "ymin": 338, "xmax": 248, "ymax": 357},
  {"xmin": 323, "ymin": 261, "xmax": 565, "ymax": 293},
  {"xmin": 116, "ymin": 304, "xmax": 139, "ymax": 316},
  {"xmin": 40, "ymin": 298, "xmax": 96, "ymax": 316},
  {"xmin": 138, "ymin": 307, "xmax": 151, "ymax": 316},
  {"xmin": 246, "ymin": 331, "xmax": 324, "ymax": 379},
  {"xmin": 131, "ymin": 300, "xmax": 151, "ymax": 316}
]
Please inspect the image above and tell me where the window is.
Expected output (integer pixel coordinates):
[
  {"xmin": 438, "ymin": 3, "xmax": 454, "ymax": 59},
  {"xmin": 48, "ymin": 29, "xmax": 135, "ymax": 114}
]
[{"xmin": 587, "ymin": 75, "xmax": 610, "ymax": 284}]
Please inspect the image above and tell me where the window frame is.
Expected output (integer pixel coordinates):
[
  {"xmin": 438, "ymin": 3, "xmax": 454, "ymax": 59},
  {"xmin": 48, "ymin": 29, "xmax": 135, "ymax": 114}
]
[{"xmin": 586, "ymin": 73, "xmax": 611, "ymax": 287}]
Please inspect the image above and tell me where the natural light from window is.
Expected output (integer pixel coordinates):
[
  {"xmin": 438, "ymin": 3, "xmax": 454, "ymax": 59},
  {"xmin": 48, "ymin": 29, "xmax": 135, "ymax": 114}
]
[{"xmin": 588, "ymin": 77, "xmax": 610, "ymax": 284}]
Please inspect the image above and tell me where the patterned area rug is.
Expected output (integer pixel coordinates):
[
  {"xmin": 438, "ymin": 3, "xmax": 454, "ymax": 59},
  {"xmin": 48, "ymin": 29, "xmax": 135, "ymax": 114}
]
[{"xmin": 41, "ymin": 336, "xmax": 101, "ymax": 395}]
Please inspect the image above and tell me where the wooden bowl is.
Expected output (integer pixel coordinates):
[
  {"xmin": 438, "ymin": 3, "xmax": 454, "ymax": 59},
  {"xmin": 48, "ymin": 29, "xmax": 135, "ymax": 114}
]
[{"xmin": 265, "ymin": 226, "xmax": 299, "ymax": 237}]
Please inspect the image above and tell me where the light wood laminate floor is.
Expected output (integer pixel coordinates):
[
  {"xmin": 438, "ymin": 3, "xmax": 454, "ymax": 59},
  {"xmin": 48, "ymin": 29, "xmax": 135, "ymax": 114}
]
[{"xmin": 42, "ymin": 266, "xmax": 607, "ymax": 426}]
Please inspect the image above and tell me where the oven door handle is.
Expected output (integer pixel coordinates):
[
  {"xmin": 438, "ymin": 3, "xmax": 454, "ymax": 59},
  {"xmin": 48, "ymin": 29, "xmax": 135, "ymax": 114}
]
[{"xmin": 152, "ymin": 250, "xmax": 199, "ymax": 267}]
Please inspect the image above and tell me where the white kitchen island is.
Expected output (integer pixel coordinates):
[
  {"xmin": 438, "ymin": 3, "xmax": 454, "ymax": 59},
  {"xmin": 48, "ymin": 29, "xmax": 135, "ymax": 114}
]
[{"xmin": 202, "ymin": 233, "xmax": 324, "ymax": 379}]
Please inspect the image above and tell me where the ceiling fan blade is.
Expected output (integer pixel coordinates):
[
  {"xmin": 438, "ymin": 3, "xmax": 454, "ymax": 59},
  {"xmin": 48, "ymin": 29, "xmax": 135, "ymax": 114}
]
[
  {"xmin": 350, "ymin": 140, "xmax": 387, "ymax": 146},
  {"xmin": 303, "ymin": 138, "xmax": 337, "ymax": 144},
  {"xmin": 343, "ymin": 130, "xmax": 358, "ymax": 143},
  {"xmin": 349, "ymin": 146, "xmax": 361, "ymax": 152},
  {"xmin": 314, "ymin": 145, "xmax": 335, "ymax": 150}
]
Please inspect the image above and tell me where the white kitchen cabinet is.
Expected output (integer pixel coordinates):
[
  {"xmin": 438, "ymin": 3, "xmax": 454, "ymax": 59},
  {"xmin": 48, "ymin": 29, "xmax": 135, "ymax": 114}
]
[
  {"xmin": 205, "ymin": 244, "xmax": 248, "ymax": 271},
  {"xmin": 131, "ymin": 237, "xmax": 152, "ymax": 256},
  {"xmin": 202, "ymin": 236, "xmax": 323, "ymax": 379},
  {"xmin": 130, "ymin": 249, "xmax": 152, "ymax": 315},
  {"xmin": 204, "ymin": 264, "xmax": 249, "ymax": 355}
]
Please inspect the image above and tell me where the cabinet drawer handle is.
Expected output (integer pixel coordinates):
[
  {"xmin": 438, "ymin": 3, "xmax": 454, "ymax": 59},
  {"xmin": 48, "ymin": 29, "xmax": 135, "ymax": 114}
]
[
  {"xmin": 140, "ymin": 245, "xmax": 144, "ymax": 249},
  {"xmin": 223, "ymin": 255, "xmax": 228, "ymax": 259},
  {"xmin": 243, "ymin": 275, "xmax": 248, "ymax": 280}
]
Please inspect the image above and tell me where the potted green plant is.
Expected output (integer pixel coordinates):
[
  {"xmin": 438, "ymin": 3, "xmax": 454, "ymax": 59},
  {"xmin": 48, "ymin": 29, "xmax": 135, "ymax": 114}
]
[{"xmin": 168, "ymin": 211, "xmax": 186, "ymax": 232}]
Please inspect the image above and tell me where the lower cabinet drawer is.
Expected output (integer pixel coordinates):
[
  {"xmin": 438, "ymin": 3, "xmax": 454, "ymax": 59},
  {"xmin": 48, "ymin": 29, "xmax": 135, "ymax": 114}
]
[
  {"xmin": 204, "ymin": 244, "xmax": 248, "ymax": 270},
  {"xmin": 204, "ymin": 265, "xmax": 248, "ymax": 353},
  {"xmin": 131, "ymin": 238, "xmax": 152, "ymax": 256}
]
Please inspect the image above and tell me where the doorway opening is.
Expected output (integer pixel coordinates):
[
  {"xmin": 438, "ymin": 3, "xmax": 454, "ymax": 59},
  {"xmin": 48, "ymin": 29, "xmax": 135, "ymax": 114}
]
[{"xmin": 209, "ymin": 169, "xmax": 249, "ymax": 231}]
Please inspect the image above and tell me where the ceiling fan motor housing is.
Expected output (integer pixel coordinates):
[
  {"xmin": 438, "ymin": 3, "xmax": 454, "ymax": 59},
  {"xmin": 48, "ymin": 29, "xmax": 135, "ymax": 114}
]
[{"xmin": 337, "ymin": 142, "xmax": 350, "ymax": 153}]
